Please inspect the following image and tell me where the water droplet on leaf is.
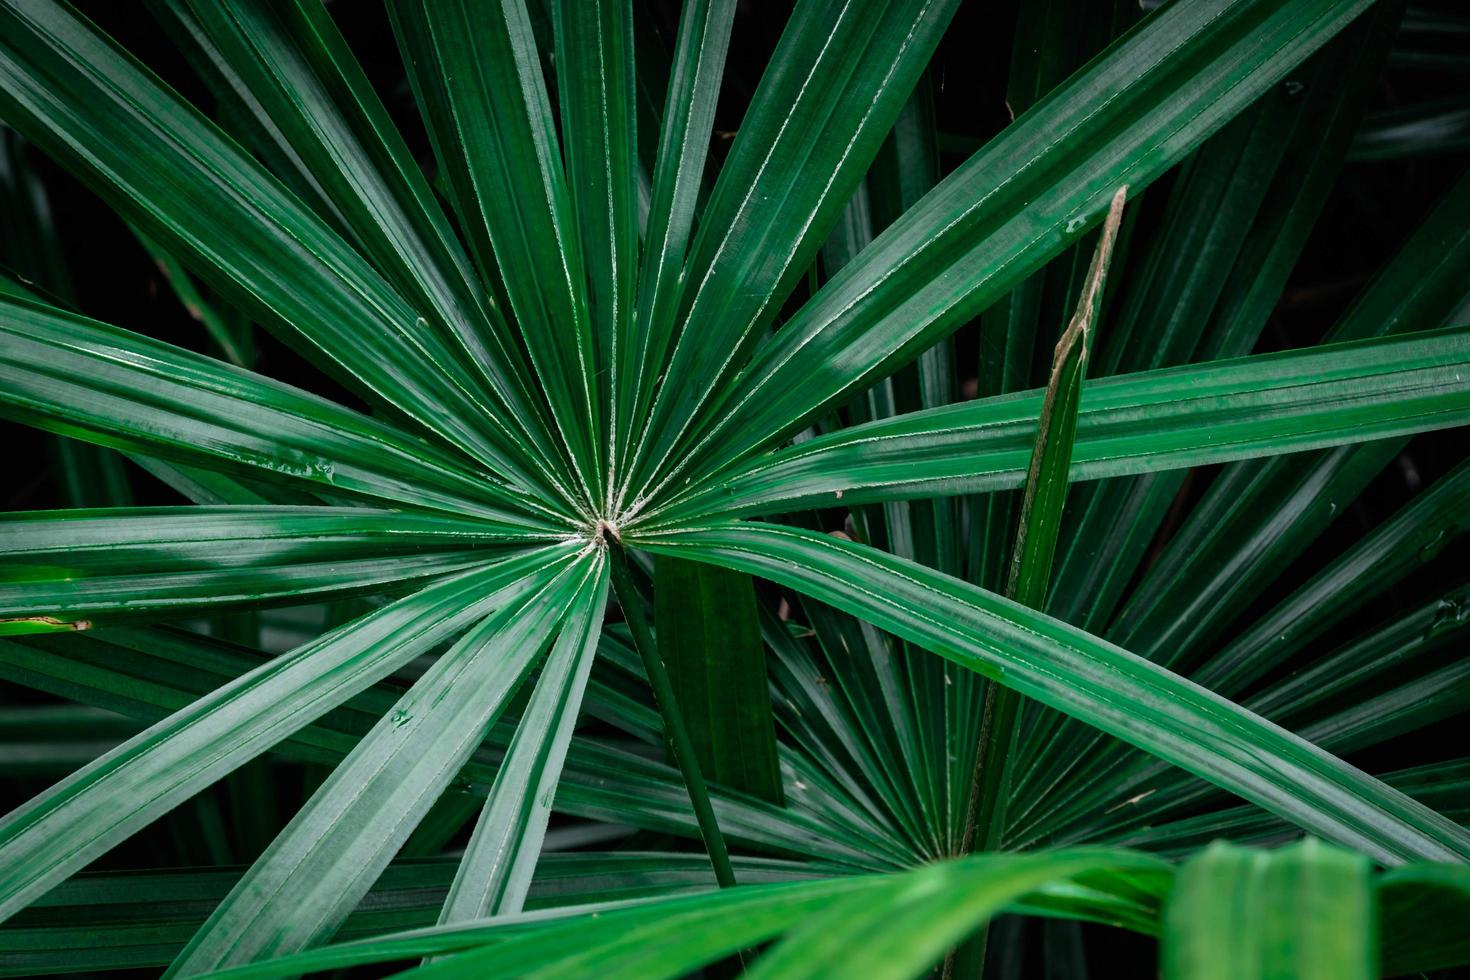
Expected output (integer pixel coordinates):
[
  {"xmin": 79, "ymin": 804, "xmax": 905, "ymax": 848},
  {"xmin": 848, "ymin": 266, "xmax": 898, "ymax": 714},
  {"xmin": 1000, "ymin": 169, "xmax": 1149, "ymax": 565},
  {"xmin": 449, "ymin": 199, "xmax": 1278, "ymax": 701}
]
[
  {"xmin": 1419, "ymin": 528, "xmax": 1448, "ymax": 563},
  {"xmin": 1427, "ymin": 594, "xmax": 1470, "ymax": 639}
]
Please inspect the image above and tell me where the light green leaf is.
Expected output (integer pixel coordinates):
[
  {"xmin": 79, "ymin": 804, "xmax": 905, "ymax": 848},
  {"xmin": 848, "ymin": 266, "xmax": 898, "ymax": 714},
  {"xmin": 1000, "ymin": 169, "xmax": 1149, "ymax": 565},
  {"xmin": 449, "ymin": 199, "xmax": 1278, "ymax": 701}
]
[
  {"xmin": 1162, "ymin": 839, "xmax": 1374, "ymax": 980},
  {"xmin": 0, "ymin": 852, "xmax": 825, "ymax": 977},
  {"xmin": 196, "ymin": 849, "xmax": 1169, "ymax": 980}
]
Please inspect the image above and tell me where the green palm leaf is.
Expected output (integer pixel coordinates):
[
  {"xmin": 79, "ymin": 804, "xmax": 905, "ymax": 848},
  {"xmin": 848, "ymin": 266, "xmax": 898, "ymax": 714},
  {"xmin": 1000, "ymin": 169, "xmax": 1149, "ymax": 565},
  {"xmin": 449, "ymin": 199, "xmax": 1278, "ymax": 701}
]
[
  {"xmin": 0, "ymin": 0, "xmax": 1466, "ymax": 974},
  {"xmin": 635, "ymin": 522, "xmax": 1470, "ymax": 864},
  {"xmin": 0, "ymin": 548, "xmax": 576, "ymax": 921},
  {"xmin": 1, "ymin": 507, "xmax": 513, "ymax": 629},
  {"xmin": 1162, "ymin": 840, "xmax": 1374, "ymax": 980}
]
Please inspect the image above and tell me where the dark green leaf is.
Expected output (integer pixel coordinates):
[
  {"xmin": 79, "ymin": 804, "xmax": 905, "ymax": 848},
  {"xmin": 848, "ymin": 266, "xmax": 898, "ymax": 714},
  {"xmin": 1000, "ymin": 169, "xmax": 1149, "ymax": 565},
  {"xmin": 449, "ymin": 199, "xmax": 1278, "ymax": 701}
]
[
  {"xmin": 661, "ymin": 0, "xmax": 1377, "ymax": 489},
  {"xmin": 167, "ymin": 556, "xmax": 602, "ymax": 974},
  {"xmin": 0, "ymin": 507, "xmax": 513, "ymax": 628},
  {"xmin": 634, "ymin": 523, "xmax": 1470, "ymax": 864},
  {"xmin": 389, "ymin": 0, "xmax": 603, "ymax": 507},
  {"xmin": 0, "ymin": 0, "xmax": 553, "ymax": 493},
  {"xmin": 655, "ymin": 555, "xmax": 783, "ymax": 805},
  {"xmin": 0, "ymin": 546, "xmax": 577, "ymax": 923},
  {"xmin": 439, "ymin": 558, "xmax": 609, "ymax": 920},
  {"xmin": 646, "ymin": 325, "xmax": 1470, "ymax": 522},
  {"xmin": 0, "ymin": 295, "xmax": 562, "ymax": 532}
]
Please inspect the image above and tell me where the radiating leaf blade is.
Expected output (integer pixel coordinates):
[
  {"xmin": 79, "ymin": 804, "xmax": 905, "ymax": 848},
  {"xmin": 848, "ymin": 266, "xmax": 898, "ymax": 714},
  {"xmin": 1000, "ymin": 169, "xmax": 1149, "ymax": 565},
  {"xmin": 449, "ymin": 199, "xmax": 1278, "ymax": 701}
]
[
  {"xmin": 0, "ymin": 546, "xmax": 577, "ymax": 924},
  {"xmin": 646, "ymin": 325, "xmax": 1470, "ymax": 522},
  {"xmin": 0, "ymin": 295, "xmax": 561, "ymax": 531},
  {"xmin": 164, "ymin": 0, "xmax": 573, "ymax": 504},
  {"xmin": 0, "ymin": 507, "xmax": 515, "ymax": 626},
  {"xmin": 439, "ymin": 557, "xmax": 609, "ymax": 921},
  {"xmin": 166, "ymin": 557, "xmax": 602, "ymax": 975},
  {"xmin": 625, "ymin": 0, "xmax": 962, "ymax": 502},
  {"xmin": 551, "ymin": 0, "xmax": 637, "ymax": 510},
  {"xmin": 0, "ymin": 0, "xmax": 544, "ymax": 489},
  {"xmin": 633, "ymin": 522, "xmax": 1470, "ymax": 864},
  {"xmin": 389, "ymin": 0, "xmax": 603, "ymax": 508},
  {"xmin": 672, "ymin": 0, "xmax": 1377, "ymax": 487},
  {"xmin": 615, "ymin": 0, "xmax": 736, "ymax": 510}
]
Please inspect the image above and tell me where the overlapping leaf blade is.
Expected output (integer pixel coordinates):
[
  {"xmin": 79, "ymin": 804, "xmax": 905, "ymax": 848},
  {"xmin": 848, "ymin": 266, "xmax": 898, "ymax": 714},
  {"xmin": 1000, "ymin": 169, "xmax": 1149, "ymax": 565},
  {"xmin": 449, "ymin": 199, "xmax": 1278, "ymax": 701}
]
[
  {"xmin": 633, "ymin": 523, "xmax": 1470, "ymax": 864},
  {"xmin": 0, "ymin": 546, "xmax": 577, "ymax": 923},
  {"xmin": 167, "ymin": 557, "xmax": 602, "ymax": 975},
  {"xmin": 0, "ymin": 852, "xmax": 826, "ymax": 977},
  {"xmin": 0, "ymin": 624, "xmax": 881, "ymax": 873},
  {"xmin": 1104, "ymin": 165, "xmax": 1470, "ymax": 678},
  {"xmin": 439, "ymin": 558, "xmax": 609, "ymax": 922},
  {"xmin": 625, "ymin": 0, "xmax": 962, "ymax": 504},
  {"xmin": 0, "ymin": 0, "xmax": 551, "ymax": 494},
  {"xmin": 162, "ymin": 0, "xmax": 573, "ymax": 504},
  {"xmin": 192, "ymin": 849, "xmax": 1169, "ymax": 980},
  {"xmin": 390, "ymin": 0, "xmax": 602, "ymax": 509},
  {"xmin": 666, "ymin": 0, "xmax": 1377, "ymax": 491},
  {"xmin": 0, "ymin": 295, "xmax": 559, "ymax": 530},
  {"xmin": 647, "ymin": 325, "xmax": 1470, "ymax": 522},
  {"xmin": 0, "ymin": 0, "xmax": 1466, "ymax": 972},
  {"xmin": 614, "ymin": 0, "xmax": 736, "ymax": 509}
]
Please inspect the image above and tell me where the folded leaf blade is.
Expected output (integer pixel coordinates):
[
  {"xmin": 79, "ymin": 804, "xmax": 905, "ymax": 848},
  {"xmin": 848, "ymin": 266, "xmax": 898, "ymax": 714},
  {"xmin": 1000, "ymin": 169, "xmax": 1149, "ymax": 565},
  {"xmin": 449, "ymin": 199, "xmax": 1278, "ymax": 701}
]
[{"xmin": 1162, "ymin": 840, "xmax": 1375, "ymax": 980}]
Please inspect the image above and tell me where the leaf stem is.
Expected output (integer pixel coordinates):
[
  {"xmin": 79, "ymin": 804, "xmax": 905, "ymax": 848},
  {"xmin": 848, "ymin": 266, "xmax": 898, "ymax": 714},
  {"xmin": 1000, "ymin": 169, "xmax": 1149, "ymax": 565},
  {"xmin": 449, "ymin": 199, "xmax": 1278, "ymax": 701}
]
[{"xmin": 607, "ymin": 541, "xmax": 739, "ymax": 889}]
